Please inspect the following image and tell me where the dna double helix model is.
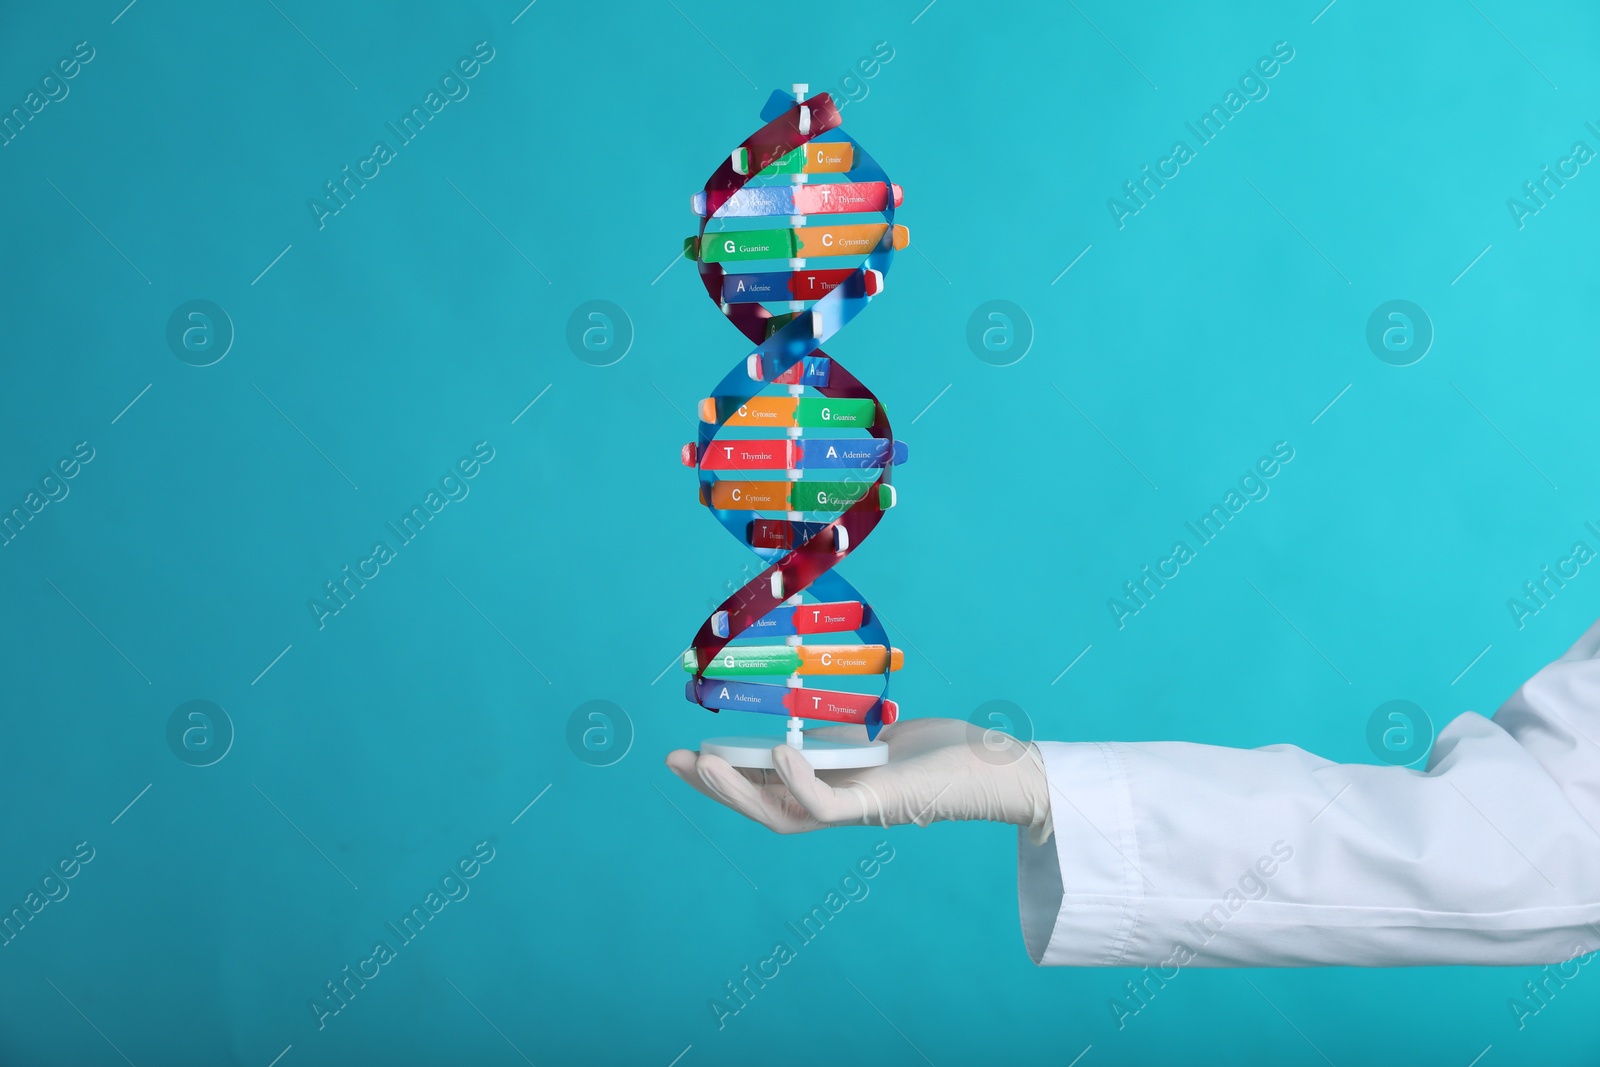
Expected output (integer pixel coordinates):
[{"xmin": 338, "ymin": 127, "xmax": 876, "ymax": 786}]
[{"xmin": 678, "ymin": 84, "xmax": 909, "ymax": 769}]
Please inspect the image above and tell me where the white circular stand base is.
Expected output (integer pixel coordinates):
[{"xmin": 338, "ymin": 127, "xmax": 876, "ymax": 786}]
[{"xmin": 702, "ymin": 735, "xmax": 889, "ymax": 770}]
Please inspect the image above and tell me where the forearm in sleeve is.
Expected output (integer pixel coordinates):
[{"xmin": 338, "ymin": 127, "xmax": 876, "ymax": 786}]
[{"xmin": 1020, "ymin": 620, "xmax": 1600, "ymax": 967}]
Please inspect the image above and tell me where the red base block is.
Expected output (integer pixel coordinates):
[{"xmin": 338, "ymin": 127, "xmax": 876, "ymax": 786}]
[
  {"xmin": 747, "ymin": 518, "xmax": 844, "ymax": 551},
  {"xmin": 684, "ymin": 439, "xmax": 794, "ymax": 470},
  {"xmin": 791, "ymin": 600, "xmax": 864, "ymax": 633},
  {"xmin": 787, "ymin": 688, "xmax": 898, "ymax": 725}
]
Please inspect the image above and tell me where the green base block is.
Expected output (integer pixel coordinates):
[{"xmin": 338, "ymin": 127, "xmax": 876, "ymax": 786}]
[
  {"xmin": 793, "ymin": 398, "xmax": 874, "ymax": 427},
  {"xmin": 684, "ymin": 646, "xmax": 801, "ymax": 675}
]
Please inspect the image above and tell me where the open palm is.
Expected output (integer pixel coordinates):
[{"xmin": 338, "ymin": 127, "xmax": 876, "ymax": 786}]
[{"xmin": 666, "ymin": 718, "xmax": 1044, "ymax": 834}]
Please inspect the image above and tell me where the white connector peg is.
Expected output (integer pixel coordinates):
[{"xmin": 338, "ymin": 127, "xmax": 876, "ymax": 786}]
[{"xmin": 794, "ymin": 83, "xmax": 811, "ymax": 135}]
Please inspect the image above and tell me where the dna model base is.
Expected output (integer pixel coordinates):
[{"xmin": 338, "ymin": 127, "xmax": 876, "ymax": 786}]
[{"xmin": 703, "ymin": 730, "xmax": 888, "ymax": 770}]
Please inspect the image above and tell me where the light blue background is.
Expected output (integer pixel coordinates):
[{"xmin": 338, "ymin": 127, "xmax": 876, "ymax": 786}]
[{"xmin": 2, "ymin": 0, "xmax": 1598, "ymax": 1064}]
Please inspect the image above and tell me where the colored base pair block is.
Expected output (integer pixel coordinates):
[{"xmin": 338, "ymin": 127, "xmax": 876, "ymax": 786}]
[
  {"xmin": 682, "ymin": 438, "xmax": 908, "ymax": 471},
  {"xmin": 746, "ymin": 519, "xmax": 848, "ymax": 551},
  {"xmin": 702, "ymin": 480, "xmax": 896, "ymax": 513},
  {"xmin": 732, "ymin": 142, "xmax": 853, "ymax": 176},
  {"xmin": 686, "ymin": 224, "xmax": 911, "ymax": 264},
  {"xmin": 688, "ymin": 678, "xmax": 898, "ymax": 726},
  {"xmin": 711, "ymin": 600, "xmax": 864, "ymax": 638},
  {"xmin": 749, "ymin": 354, "xmax": 832, "ymax": 386},
  {"xmin": 684, "ymin": 643, "xmax": 904, "ymax": 676},
  {"xmin": 691, "ymin": 182, "xmax": 904, "ymax": 218},
  {"xmin": 762, "ymin": 312, "xmax": 801, "ymax": 340},
  {"xmin": 699, "ymin": 396, "xmax": 876, "ymax": 428},
  {"xmin": 721, "ymin": 268, "xmax": 883, "ymax": 305}
]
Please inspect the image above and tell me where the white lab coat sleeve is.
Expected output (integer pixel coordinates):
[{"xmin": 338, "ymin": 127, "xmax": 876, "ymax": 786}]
[{"xmin": 1018, "ymin": 619, "xmax": 1600, "ymax": 967}]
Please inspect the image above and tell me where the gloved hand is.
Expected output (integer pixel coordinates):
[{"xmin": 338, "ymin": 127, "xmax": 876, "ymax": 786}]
[{"xmin": 665, "ymin": 718, "xmax": 1053, "ymax": 842}]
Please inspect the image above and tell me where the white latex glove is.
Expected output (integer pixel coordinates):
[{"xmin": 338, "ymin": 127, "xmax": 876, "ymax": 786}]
[{"xmin": 666, "ymin": 718, "xmax": 1053, "ymax": 841}]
